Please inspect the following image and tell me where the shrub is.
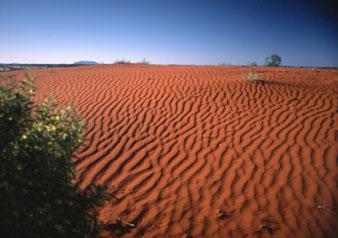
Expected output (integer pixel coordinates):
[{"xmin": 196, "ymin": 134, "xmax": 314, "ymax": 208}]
[
  {"xmin": 248, "ymin": 61, "xmax": 257, "ymax": 66},
  {"xmin": 137, "ymin": 58, "xmax": 150, "ymax": 64},
  {"xmin": 114, "ymin": 59, "xmax": 131, "ymax": 64},
  {"xmin": 0, "ymin": 75, "xmax": 111, "ymax": 237},
  {"xmin": 264, "ymin": 54, "xmax": 282, "ymax": 67},
  {"xmin": 247, "ymin": 69, "xmax": 260, "ymax": 82}
]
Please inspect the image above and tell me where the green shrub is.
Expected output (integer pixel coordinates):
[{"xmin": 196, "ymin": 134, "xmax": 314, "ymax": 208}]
[
  {"xmin": 0, "ymin": 75, "xmax": 111, "ymax": 237},
  {"xmin": 264, "ymin": 54, "xmax": 282, "ymax": 66}
]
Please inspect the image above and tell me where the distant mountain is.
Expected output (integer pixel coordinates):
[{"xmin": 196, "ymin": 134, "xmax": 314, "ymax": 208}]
[{"xmin": 73, "ymin": 61, "xmax": 97, "ymax": 65}]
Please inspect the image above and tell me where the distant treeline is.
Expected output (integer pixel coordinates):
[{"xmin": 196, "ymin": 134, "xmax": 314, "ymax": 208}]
[
  {"xmin": 1, "ymin": 63, "xmax": 336, "ymax": 72},
  {"xmin": 0, "ymin": 63, "xmax": 89, "ymax": 72}
]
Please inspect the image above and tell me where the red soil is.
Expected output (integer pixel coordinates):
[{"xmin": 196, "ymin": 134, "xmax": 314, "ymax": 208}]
[{"xmin": 7, "ymin": 65, "xmax": 338, "ymax": 237}]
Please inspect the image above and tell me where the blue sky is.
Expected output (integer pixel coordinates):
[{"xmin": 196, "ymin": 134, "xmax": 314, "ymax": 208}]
[{"xmin": 0, "ymin": 0, "xmax": 337, "ymax": 66}]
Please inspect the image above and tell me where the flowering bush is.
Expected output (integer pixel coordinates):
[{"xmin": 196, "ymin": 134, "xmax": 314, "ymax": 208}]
[{"xmin": 0, "ymin": 75, "xmax": 110, "ymax": 237}]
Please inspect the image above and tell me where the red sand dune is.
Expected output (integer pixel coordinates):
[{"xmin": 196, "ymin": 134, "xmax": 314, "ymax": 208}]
[{"xmin": 8, "ymin": 65, "xmax": 338, "ymax": 237}]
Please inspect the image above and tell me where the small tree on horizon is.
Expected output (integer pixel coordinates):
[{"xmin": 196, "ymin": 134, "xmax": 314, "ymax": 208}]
[{"xmin": 264, "ymin": 54, "xmax": 282, "ymax": 67}]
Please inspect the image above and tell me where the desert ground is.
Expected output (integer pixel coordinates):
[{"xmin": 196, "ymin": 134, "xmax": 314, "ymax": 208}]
[{"xmin": 10, "ymin": 65, "xmax": 338, "ymax": 237}]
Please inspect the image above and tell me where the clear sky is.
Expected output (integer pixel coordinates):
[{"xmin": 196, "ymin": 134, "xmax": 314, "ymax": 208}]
[{"xmin": 0, "ymin": 0, "xmax": 337, "ymax": 66}]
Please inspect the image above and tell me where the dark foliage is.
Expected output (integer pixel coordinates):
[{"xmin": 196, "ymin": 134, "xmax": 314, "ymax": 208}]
[
  {"xmin": 264, "ymin": 54, "xmax": 282, "ymax": 67},
  {"xmin": 0, "ymin": 75, "xmax": 111, "ymax": 238}
]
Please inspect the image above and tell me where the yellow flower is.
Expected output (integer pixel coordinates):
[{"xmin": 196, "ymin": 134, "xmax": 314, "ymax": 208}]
[{"xmin": 47, "ymin": 125, "xmax": 56, "ymax": 132}]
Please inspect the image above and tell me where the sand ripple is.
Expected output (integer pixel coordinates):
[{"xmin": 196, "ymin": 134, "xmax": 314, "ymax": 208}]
[{"xmin": 27, "ymin": 65, "xmax": 338, "ymax": 237}]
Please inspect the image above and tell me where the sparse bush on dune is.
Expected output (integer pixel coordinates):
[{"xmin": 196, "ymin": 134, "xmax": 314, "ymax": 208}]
[
  {"xmin": 246, "ymin": 60, "xmax": 260, "ymax": 82},
  {"xmin": 247, "ymin": 69, "xmax": 260, "ymax": 82},
  {"xmin": 248, "ymin": 61, "xmax": 257, "ymax": 66},
  {"xmin": 114, "ymin": 59, "xmax": 131, "ymax": 64},
  {"xmin": 0, "ymin": 75, "xmax": 113, "ymax": 237},
  {"xmin": 114, "ymin": 58, "xmax": 151, "ymax": 65},
  {"xmin": 137, "ymin": 58, "xmax": 151, "ymax": 64}
]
